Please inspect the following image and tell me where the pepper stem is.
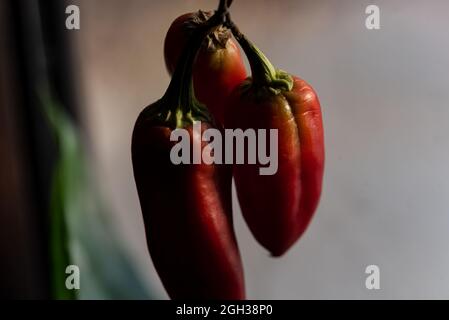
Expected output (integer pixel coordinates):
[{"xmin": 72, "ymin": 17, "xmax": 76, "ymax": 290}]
[
  {"xmin": 226, "ymin": 18, "xmax": 293, "ymax": 92},
  {"xmin": 142, "ymin": 0, "xmax": 230, "ymax": 129},
  {"xmin": 156, "ymin": 0, "xmax": 230, "ymax": 128}
]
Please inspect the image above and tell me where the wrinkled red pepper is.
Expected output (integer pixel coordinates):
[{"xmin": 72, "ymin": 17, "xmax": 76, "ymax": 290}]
[
  {"xmin": 164, "ymin": 10, "xmax": 247, "ymax": 125},
  {"xmin": 225, "ymin": 24, "xmax": 325, "ymax": 256},
  {"xmin": 132, "ymin": 11, "xmax": 245, "ymax": 299}
]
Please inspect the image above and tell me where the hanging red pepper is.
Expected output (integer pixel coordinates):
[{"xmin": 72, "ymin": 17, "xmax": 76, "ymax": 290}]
[
  {"xmin": 225, "ymin": 22, "xmax": 325, "ymax": 257},
  {"xmin": 164, "ymin": 10, "xmax": 247, "ymax": 125},
  {"xmin": 132, "ymin": 7, "xmax": 245, "ymax": 299}
]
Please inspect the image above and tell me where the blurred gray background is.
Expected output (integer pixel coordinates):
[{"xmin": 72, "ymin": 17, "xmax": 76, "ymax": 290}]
[{"xmin": 72, "ymin": 0, "xmax": 449, "ymax": 299}]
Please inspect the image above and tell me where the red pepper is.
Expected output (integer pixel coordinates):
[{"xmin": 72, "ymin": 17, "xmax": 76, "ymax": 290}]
[
  {"xmin": 132, "ymin": 11, "xmax": 245, "ymax": 299},
  {"xmin": 225, "ymin": 24, "xmax": 325, "ymax": 256},
  {"xmin": 164, "ymin": 10, "xmax": 247, "ymax": 125}
]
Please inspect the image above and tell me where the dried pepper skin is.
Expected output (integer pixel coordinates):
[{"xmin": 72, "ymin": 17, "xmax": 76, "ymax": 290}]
[
  {"xmin": 225, "ymin": 76, "xmax": 325, "ymax": 256},
  {"xmin": 131, "ymin": 113, "xmax": 245, "ymax": 299},
  {"xmin": 164, "ymin": 11, "xmax": 247, "ymax": 125}
]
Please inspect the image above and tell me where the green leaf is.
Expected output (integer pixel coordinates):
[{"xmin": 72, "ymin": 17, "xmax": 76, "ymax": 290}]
[{"xmin": 41, "ymin": 90, "xmax": 155, "ymax": 300}]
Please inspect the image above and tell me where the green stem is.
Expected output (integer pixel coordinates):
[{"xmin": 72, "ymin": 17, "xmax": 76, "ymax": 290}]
[
  {"xmin": 226, "ymin": 18, "xmax": 293, "ymax": 92},
  {"xmin": 159, "ymin": 0, "xmax": 230, "ymax": 128}
]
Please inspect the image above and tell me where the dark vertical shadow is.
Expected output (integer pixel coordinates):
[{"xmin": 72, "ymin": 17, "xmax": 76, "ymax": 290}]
[{"xmin": 0, "ymin": 0, "xmax": 81, "ymax": 299}]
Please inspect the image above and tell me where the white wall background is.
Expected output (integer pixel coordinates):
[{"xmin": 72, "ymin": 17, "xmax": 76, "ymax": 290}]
[{"xmin": 73, "ymin": 0, "xmax": 449, "ymax": 299}]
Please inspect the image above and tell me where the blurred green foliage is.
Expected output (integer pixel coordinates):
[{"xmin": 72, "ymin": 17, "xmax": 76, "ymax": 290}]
[{"xmin": 42, "ymin": 91, "xmax": 154, "ymax": 299}]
